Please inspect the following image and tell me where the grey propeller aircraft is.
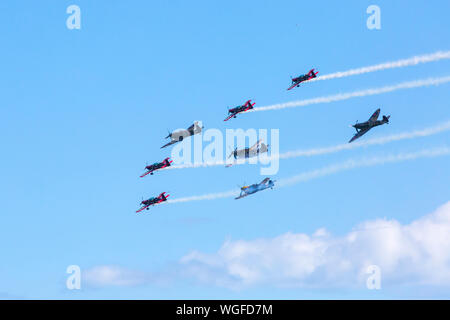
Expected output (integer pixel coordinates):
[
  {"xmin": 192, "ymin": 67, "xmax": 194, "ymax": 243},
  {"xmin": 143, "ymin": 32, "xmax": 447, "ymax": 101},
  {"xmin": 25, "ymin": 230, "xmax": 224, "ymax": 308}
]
[{"xmin": 349, "ymin": 108, "xmax": 390, "ymax": 143}]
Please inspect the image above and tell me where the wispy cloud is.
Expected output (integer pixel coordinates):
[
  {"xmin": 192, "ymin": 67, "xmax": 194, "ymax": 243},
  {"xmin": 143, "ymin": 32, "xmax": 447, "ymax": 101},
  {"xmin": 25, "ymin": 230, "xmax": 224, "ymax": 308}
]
[{"xmin": 83, "ymin": 265, "xmax": 149, "ymax": 288}]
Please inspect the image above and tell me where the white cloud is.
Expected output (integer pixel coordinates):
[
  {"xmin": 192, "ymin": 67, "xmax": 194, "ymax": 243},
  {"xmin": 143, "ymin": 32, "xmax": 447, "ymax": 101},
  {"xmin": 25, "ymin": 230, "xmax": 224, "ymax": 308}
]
[
  {"xmin": 83, "ymin": 265, "xmax": 147, "ymax": 288},
  {"xmin": 180, "ymin": 202, "xmax": 450, "ymax": 289},
  {"xmin": 82, "ymin": 202, "xmax": 450, "ymax": 291}
]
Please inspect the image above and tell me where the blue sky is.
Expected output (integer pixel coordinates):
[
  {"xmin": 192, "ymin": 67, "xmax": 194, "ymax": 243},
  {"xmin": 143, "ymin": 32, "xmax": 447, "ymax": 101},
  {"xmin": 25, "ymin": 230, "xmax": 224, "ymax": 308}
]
[{"xmin": 1, "ymin": 1, "xmax": 450, "ymax": 299}]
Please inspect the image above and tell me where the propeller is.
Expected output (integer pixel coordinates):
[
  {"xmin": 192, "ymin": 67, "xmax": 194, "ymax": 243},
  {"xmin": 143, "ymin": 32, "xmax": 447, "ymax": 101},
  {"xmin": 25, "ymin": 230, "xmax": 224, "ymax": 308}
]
[
  {"xmin": 227, "ymin": 146, "xmax": 238, "ymax": 159},
  {"xmin": 349, "ymin": 120, "xmax": 358, "ymax": 128}
]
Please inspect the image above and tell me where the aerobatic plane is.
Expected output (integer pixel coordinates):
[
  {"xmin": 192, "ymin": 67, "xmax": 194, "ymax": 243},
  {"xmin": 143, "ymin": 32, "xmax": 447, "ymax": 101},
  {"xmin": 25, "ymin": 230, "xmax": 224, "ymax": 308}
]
[
  {"xmin": 161, "ymin": 121, "xmax": 203, "ymax": 148},
  {"xmin": 287, "ymin": 68, "xmax": 319, "ymax": 90},
  {"xmin": 226, "ymin": 139, "xmax": 269, "ymax": 166},
  {"xmin": 235, "ymin": 178, "xmax": 275, "ymax": 200},
  {"xmin": 349, "ymin": 108, "xmax": 390, "ymax": 143},
  {"xmin": 140, "ymin": 157, "xmax": 173, "ymax": 178},
  {"xmin": 224, "ymin": 100, "xmax": 255, "ymax": 121},
  {"xmin": 136, "ymin": 192, "xmax": 169, "ymax": 213}
]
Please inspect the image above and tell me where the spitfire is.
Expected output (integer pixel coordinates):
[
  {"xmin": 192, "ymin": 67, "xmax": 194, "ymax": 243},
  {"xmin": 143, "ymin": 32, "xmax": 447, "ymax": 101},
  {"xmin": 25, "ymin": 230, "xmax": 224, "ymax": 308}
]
[
  {"xmin": 161, "ymin": 121, "xmax": 204, "ymax": 149},
  {"xmin": 228, "ymin": 139, "xmax": 269, "ymax": 160},
  {"xmin": 235, "ymin": 178, "xmax": 275, "ymax": 200},
  {"xmin": 225, "ymin": 139, "xmax": 269, "ymax": 168},
  {"xmin": 349, "ymin": 108, "xmax": 390, "ymax": 143}
]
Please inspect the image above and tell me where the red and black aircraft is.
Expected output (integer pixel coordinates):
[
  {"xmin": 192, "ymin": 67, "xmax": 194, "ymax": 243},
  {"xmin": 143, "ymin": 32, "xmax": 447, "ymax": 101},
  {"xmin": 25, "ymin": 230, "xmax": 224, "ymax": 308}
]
[
  {"xmin": 136, "ymin": 192, "xmax": 169, "ymax": 213},
  {"xmin": 224, "ymin": 100, "xmax": 255, "ymax": 121},
  {"xmin": 287, "ymin": 68, "xmax": 319, "ymax": 90},
  {"xmin": 140, "ymin": 157, "xmax": 173, "ymax": 178}
]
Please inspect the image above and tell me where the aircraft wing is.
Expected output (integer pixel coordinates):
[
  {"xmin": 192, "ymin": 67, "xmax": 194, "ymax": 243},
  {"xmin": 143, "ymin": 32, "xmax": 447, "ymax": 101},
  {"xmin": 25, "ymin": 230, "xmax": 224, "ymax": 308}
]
[
  {"xmin": 161, "ymin": 140, "xmax": 178, "ymax": 149},
  {"xmin": 136, "ymin": 204, "xmax": 151, "ymax": 213},
  {"xmin": 260, "ymin": 177, "xmax": 270, "ymax": 185},
  {"xmin": 287, "ymin": 80, "xmax": 301, "ymax": 91},
  {"xmin": 369, "ymin": 109, "xmax": 380, "ymax": 122},
  {"xmin": 235, "ymin": 193, "xmax": 249, "ymax": 200},
  {"xmin": 349, "ymin": 127, "xmax": 371, "ymax": 143},
  {"xmin": 224, "ymin": 112, "xmax": 238, "ymax": 121},
  {"xmin": 140, "ymin": 170, "xmax": 153, "ymax": 178}
]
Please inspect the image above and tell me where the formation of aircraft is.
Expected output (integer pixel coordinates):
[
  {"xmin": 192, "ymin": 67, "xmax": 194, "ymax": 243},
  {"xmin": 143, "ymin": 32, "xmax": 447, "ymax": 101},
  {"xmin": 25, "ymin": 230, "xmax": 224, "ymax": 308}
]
[
  {"xmin": 235, "ymin": 178, "xmax": 275, "ymax": 200},
  {"xmin": 136, "ymin": 65, "xmax": 393, "ymax": 211},
  {"xmin": 349, "ymin": 108, "xmax": 390, "ymax": 143},
  {"xmin": 140, "ymin": 157, "xmax": 173, "ymax": 178},
  {"xmin": 136, "ymin": 192, "xmax": 169, "ymax": 213},
  {"xmin": 224, "ymin": 100, "xmax": 255, "ymax": 121},
  {"xmin": 161, "ymin": 121, "xmax": 203, "ymax": 149},
  {"xmin": 287, "ymin": 68, "xmax": 319, "ymax": 90}
]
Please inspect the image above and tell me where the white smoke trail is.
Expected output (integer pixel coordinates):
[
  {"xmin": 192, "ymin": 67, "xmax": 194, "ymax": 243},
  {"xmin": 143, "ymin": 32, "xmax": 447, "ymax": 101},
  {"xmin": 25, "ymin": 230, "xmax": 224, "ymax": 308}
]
[
  {"xmin": 277, "ymin": 146, "xmax": 450, "ymax": 187},
  {"xmin": 168, "ymin": 189, "xmax": 238, "ymax": 204},
  {"xmin": 167, "ymin": 146, "xmax": 450, "ymax": 204},
  {"xmin": 165, "ymin": 120, "xmax": 450, "ymax": 170},
  {"xmin": 252, "ymin": 76, "xmax": 450, "ymax": 112},
  {"xmin": 309, "ymin": 51, "xmax": 450, "ymax": 82},
  {"xmin": 278, "ymin": 120, "xmax": 450, "ymax": 159}
]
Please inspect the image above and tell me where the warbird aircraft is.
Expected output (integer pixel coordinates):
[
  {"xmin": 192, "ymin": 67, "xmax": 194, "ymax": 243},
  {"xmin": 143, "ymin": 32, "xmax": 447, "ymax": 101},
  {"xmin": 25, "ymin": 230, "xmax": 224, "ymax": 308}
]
[
  {"xmin": 161, "ymin": 121, "xmax": 203, "ymax": 148},
  {"xmin": 235, "ymin": 178, "xmax": 275, "ymax": 200},
  {"xmin": 349, "ymin": 108, "xmax": 390, "ymax": 143},
  {"xmin": 287, "ymin": 68, "xmax": 319, "ymax": 90},
  {"xmin": 140, "ymin": 157, "xmax": 173, "ymax": 178},
  {"xmin": 136, "ymin": 192, "xmax": 169, "ymax": 213},
  {"xmin": 226, "ymin": 139, "xmax": 269, "ymax": 167},
  {"xmin": 224, "ymin": 100, "xmax": 255, "ymax": 121}
]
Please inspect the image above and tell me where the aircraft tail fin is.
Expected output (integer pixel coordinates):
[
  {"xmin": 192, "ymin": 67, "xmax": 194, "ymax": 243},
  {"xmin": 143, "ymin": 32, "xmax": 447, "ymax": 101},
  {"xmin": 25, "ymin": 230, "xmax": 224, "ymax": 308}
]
[{"xmin": 160, "ymin": 192, "xmax": 169, "ymax": 201}]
